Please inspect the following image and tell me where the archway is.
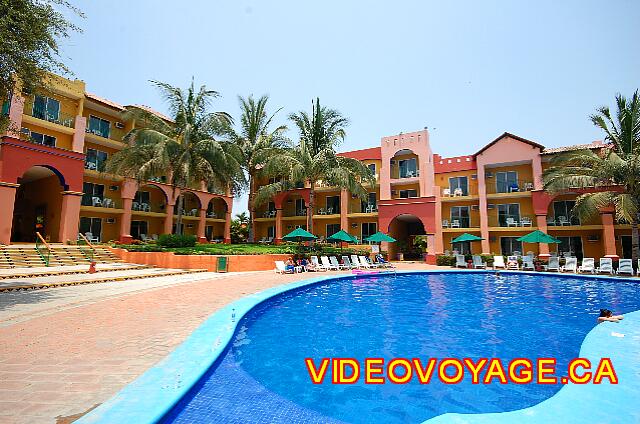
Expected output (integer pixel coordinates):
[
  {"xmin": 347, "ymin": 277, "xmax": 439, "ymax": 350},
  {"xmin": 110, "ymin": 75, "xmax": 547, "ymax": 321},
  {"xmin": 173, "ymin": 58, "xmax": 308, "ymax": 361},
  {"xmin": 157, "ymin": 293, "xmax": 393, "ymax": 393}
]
[
  {"xmin": 388, "ymin": 214, "xmax": 426, "ymax": 260},
  {"xmin": 391, "ymin": 148, "xmax": 419, "ymax": 179},
  {"xmin": 174, "ymin": 191, "xmax": 201, "ymax": 235},
  {"xmin": 11, "ymin": 166, "xmax": 66, "ymax": 242}
]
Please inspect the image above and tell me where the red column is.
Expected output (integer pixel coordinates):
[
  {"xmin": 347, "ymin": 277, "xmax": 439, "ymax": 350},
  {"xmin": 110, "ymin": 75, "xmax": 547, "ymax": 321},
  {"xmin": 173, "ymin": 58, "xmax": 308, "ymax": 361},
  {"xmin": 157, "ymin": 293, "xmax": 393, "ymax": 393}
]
[
  {"xmin": 224, "ymin": 210, "xmax": 231, "ymax": 244},
  {"xmin": 58, "ymin": 191, "xmax": 83, "ymax": 243},
  {"xmin": 119, "ymin": 197, "xmax": 133, "ymax": 243},
  {"xmin": 197, "ymin": 208, "xmax": 207, "ymax": 243},
  {"xmin": 536, "ymin": 214, "xmax": 550, "ymax": 256},
  {"xmin": 601, "ymin": 212, "xmax": 618, "ymax": 258},
  {"xmin": 340, "ymin": 189, "xmax": 349, "ymax": 230},
  {"xmin": 275, "ymin": 208, "xmax": 283, "ymax": 244},
  {"xmin": 0, "ymin": 184, "xmax": 18, "ymax": 244},
  {"xmin": 163, "ymin": 202, "xmax": 175, "ymax": 235}
]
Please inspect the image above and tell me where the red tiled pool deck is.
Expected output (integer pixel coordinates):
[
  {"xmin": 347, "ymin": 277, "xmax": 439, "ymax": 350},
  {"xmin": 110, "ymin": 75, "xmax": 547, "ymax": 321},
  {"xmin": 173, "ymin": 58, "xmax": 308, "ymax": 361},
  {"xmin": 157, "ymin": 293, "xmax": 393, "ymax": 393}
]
[{"xmin": 0, "ymin": 263, "xmax": 439, "ymax": 423}]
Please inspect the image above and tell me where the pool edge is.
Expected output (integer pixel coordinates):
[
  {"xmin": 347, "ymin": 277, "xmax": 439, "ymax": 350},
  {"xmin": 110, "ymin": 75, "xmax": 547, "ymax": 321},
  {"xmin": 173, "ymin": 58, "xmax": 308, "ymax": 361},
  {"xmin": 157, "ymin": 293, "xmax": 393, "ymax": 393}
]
[{"xmin": 77, "ymin": 270, "xmax": 640, "ymax": 424}]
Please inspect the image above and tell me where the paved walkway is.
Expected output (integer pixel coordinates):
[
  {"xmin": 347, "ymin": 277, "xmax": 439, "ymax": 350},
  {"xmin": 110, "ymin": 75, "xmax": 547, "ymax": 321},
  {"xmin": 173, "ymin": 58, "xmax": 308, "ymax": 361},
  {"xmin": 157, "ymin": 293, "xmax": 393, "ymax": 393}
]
[{"xmin": 0, "ymin": 263, "xmax": 438, "ymax": 423}]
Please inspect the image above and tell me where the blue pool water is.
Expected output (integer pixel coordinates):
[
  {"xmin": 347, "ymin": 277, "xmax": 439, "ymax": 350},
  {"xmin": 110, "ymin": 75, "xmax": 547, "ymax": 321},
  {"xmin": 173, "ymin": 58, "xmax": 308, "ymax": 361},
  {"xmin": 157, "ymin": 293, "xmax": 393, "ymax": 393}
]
[{"xmin": 161, "ymin": 272, "xmax": 640, "ymax": 423}]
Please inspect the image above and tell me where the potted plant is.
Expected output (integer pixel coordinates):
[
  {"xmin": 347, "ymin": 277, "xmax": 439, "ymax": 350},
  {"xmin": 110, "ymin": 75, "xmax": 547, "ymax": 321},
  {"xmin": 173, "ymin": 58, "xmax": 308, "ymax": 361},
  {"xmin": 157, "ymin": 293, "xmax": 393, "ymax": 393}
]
[
  {"xmin": 413, "ymin": 236, "xmax": 429, "ymax": 262},
  {"xmin": 396, "ymin": 241, "xmax": 408, "ymax": 261}
]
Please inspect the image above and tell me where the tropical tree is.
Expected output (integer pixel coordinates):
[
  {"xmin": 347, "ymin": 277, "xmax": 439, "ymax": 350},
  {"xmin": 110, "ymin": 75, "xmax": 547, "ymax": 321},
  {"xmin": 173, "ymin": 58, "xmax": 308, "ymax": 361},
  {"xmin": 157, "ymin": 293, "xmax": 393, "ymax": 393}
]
[
  {"xmin": 230, "ymin": 211, "xmax": 250, "ymax": 243},
  {"xmin": 543, "ymin": 90, "xmax": 640, "ymax": 261},
  {"xmin": 0, "ymin": 0, "xmax": 83, "ymax": 132},
  {"xmin": 255, "ymin": 98, "xmax": 375, "ymax": 234},
  {"xmin": 224, "ymin": 95, "xmax": 287, "ymax": 242},
  {"xmin": 106, "ymin": 80, "xmax": 243, "ymax": 235}
]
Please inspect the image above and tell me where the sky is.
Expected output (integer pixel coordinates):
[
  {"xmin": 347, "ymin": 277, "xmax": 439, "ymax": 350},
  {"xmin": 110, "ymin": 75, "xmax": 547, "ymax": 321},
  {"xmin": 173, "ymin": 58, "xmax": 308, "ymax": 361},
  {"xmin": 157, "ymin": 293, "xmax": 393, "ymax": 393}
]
[{"xmin": 60, "ymin": 0, "xmax": 640, "ymax": 213}]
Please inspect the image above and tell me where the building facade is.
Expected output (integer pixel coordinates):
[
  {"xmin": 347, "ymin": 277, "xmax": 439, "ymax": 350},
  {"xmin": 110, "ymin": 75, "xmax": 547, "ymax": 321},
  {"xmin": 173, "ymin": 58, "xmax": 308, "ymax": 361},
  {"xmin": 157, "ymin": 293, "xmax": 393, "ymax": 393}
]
[
  {"xmin": 0, "ymin": 74, "xmax": 232, "ymax": 245},
  {"xmin": 252, "ymin": 129, "xmax": 633, "ymax": 262}
]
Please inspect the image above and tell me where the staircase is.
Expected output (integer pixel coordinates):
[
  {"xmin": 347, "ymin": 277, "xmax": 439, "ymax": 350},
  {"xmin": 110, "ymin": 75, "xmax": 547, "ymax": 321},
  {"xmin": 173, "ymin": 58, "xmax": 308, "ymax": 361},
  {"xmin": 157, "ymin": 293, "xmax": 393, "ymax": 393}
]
[{"xmin": 0, "ymin": 245, "xmax": 124, "ymax": 269}]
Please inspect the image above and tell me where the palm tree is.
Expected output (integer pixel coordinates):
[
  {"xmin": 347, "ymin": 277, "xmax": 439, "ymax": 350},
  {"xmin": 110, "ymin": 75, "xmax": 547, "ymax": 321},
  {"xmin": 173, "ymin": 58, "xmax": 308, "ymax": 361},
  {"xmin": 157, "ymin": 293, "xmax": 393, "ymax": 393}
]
[
  {"xmin": 543, "ymin": 90, "xmax": 640, "ymax": 261},
  {"xmin": 224, "ymin": 95, "xmax": 287, "ymax": 242},
  {"xmin": 255, "ymin": 98, "xmax": 375, "ymax": 234},
  {"xmin": 106, "ymin": 79, "xmax": 243, "ymax": 235}
]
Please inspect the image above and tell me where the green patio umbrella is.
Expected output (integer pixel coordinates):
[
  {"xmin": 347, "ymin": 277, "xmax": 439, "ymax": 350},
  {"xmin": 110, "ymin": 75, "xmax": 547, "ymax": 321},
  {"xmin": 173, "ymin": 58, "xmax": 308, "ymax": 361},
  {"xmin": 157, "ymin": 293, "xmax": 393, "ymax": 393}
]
[
  {"xmin": 327, "ymin": 229, "xmax": 358, "ymax": 244},
  {"xmin": 282, "ymin": 227, "xmax": 317, "ymax": 242},
  {"xmin": 450, "ymin": 233, "xmax": 484, "ymax": 243},
  {"xmin": 364, "ymin": 231, "xmax": 397, "ymax": 243},
  {"xmin": 517, "ymin": 230, "xmax": 561, "ymax": 244}
]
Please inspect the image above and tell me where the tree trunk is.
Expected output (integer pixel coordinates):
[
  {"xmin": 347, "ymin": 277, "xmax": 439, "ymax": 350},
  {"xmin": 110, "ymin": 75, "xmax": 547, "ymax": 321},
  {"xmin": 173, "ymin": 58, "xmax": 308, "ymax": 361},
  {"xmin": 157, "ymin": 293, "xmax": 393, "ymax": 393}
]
[
  {"xmin": 307, "ymin": 182, "xmax": 315, "ymax": 234},
  {"xmin": 247, "ymin": 172, "xmax": 255, "ymax": 243},
  {"xmin": 175, "ymin": 194, "xmax": 184, "ymax": 235},
  {"xmin": 632, "ymin": 213, "xmax": 639, "ymax": 264}
]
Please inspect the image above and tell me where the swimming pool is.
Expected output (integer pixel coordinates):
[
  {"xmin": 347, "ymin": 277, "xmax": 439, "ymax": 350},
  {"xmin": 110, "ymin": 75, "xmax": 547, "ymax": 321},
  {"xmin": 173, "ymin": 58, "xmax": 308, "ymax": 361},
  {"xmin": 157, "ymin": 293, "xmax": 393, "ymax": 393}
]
[{"xmin": 156, "ymin": 272, "xmax": 640, "ymax": 423}]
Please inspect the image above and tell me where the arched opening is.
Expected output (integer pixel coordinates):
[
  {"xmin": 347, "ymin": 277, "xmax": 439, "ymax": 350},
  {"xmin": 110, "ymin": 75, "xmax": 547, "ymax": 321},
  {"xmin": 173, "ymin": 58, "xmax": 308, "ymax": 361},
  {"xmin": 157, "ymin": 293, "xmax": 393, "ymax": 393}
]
[
  {"xmin": 130, "ymin": 184, "xmax": 169, "ymax": 240},
  {"xmin": 206, "ymin": 197, "xmax": 228, "ymax": 242},
  {"xmin": 391, "ymin": 149, "xmax": 419, "ymax": 179},
  {"xmin": 11, "ymin": 166, "xmax": 66, "ymax": 242},
  {"xmin": 174, "ymin": 191, "xmax": 201, "ymax": 235},
  {"xmin": 388, "ymin": 214, "xmax": 426, "ymax": 260}
]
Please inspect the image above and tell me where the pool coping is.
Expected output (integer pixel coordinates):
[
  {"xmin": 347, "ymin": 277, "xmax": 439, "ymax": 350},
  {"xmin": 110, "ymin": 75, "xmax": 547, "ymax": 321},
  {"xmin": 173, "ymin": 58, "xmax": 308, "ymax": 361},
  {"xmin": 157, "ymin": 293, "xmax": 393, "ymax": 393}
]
[{"xmin": 77, "ymin": 270, "xmax": 640, "ymax": 424}]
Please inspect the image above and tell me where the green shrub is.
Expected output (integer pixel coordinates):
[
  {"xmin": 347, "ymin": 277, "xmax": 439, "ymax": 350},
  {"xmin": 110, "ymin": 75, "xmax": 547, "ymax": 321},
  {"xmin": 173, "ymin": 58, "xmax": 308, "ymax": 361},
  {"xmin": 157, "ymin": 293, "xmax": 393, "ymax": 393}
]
[{"xmin": 157, "ymin": 234, "xmax": 197, "ymax": 248}]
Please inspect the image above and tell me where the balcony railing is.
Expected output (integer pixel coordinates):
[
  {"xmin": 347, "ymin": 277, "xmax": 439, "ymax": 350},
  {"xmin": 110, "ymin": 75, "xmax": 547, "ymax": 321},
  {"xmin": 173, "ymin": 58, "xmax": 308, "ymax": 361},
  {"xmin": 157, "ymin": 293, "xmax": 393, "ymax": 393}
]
[
  {"xmin": 23, "ymin": 98, "xmax": 75, "ymax": 128},
  {"xmin": 84, "ymin": 160, "xmax": 107, "ymax": 172},
  {"xmin": 487, "ymin": 180, "xmax": 534, "ymax": 194},
  {"xmin": 488, "ymin": 215, "xmax": 534, "ymax": 227},
  {"xmin": 82, "ymin": 196, "xmax": 121, "ymax": 209},
  {"xmin": 547, "ymin": 216, "xmax": 580, "ymax": 226},
  {"xmin": 85, "ymin": 125, "xmax": 126, "ymax": 141},
  {"xmin": 442, "ymin": 218, "xmax": 479, "ymax": 228}
]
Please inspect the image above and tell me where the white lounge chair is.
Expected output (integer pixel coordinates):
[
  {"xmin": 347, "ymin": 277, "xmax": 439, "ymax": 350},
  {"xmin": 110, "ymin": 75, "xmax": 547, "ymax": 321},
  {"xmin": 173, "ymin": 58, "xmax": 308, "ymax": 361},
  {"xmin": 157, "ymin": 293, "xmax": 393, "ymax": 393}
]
[
  {"xmin": 493, "ymin": 256, "xmax": 506, "ymax": 269},
  {"xmin": 355, "ymin": 255, "xmax": 373, "ymax": 269},
  {"xmin": 617, "ymin": 259, "xmax": 634, "ymax": 276},
  {"xmin": 360, "ymin": 255, "xmax": 381, "ymax": 269},
  {"xmin": 330, "ymin": 256, "xmax": 348, "ymax": 270},
  {"xmin": 520, "ymin": 217, "xmax": 532, "ymax": 227},
  {"xmin": 546, "ymin": 257, "xmax": 560, "ymax": 272},
  {"xmin": 375, "ymin": 254, "xmax": 396, "ymax": 269},
  {"xmin": 321, "ymin": 256, "xmax": 338, "ymax": 271},
  {"xmin": 451, "ymin": 220, "xmax": 460, "ymax": 228},
  {"xmin": 472, "ymin": 255, "xmax": 486, "ymax": 269},
  {"xmin": 274, "ymin": 261, "xmax": 294, "ymax": 274},
  {"xmin": 311, "ymin": 256, "xmax": 328, "ymax": 271},
  {"xmin": 578, "ymin": 258, "xmax": 595, "ymax": 274},
  {"xmin": 455, "ymin": 254, "xmax": 467, "ymax": 268},
  {"xmin": 561, "ymin": 257, "xmax": 578, "ymax": 273},
  {"xmin": 506, "ymin": 255, "xmax": 519, "ymax": 270},
  {"xmin": 258, "ymin": 237, "xmax": 268, "ymax": 244},
  {"xmin": 506, "ymin": 217, "xmax": 519, "ymax": 227},
  {"xmin": 85, "ymin": 232, "xmax": 99, "ymax": 243},
  {"xmin": 442, "ymin": 220, "xmax": 449, "ymax": 228},
  {"xmin": 351, "ymin": 255, "xmax": 364, "ymax": 269},
  {"xmin": 596, "ymin": 258, "xmax": 614, "ymax": 275},
  {"xmin": 341, "ymin": 255, "xmax": 356, "ymax": 269},
  {"xmin": 522, "ymin": 256, "xmax": 535, "ymax": 271}
]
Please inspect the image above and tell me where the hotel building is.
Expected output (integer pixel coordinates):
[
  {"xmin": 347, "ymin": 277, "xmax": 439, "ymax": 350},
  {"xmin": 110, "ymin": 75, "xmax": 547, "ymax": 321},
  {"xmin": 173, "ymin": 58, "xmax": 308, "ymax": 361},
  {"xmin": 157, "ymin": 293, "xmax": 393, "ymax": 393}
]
[
  {"xmin": 0, "ymin": 74, "xmax": 232, "ymax": 245},
  {"xmin": 252, "ymin": 130, "xmax": 632, "ymax": 262}
]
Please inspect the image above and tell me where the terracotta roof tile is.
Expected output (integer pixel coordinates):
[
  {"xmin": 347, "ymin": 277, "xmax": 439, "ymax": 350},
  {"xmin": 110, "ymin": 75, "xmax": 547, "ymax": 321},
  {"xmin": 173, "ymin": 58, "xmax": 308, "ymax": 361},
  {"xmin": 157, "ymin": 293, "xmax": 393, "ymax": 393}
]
[
  {"xmin": 85, "ymin": 92, "xmax": 125, "ymax": 111},
  {"xmin": 127, "ymin": 104, "xmax": 175, "ymax": 123},
  {"xmin": 338, "ymin": 147, "xmax": 382, "ymax": 160},
  {"xmin": 542, "ymin": 141, "xmax": 605, "ymax": 154}
]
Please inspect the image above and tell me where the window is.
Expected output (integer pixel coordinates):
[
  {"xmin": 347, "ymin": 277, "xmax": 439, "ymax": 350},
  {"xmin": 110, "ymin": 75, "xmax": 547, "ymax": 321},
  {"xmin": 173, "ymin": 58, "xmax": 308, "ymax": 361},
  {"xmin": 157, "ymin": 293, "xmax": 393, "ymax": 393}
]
[
  {"xmin": 29, "ymin": 131, "xmax": 56, "ymax": 147},
  {"xmin": 131, "ymin": 221, "xmax": 149, "ymax": 239},
  {"xmin": 398, "ymin": 158, "xmax": 417, "ymax": 178},
  {"xmin": 85, "ymin": 148, "xmax": 108, "ymax": 171},
  {"xmin": 326, "ymin": 223, "xmax": 340, "ymax": 237},
  {"xmin": 33, "ymin": 95, "xmax": 60, "ymax": 122},
  {"xmin": 205, "ymin": 225, "xmax": 213, "ymax": 240},
  {"xmin": 295, "ymin": 198, "xmax": 306, "ymax": 216},
  {"xmin": 449, "ymin": 176, "xmax": 468, "ymax": 196},
  {"xmin": 82, "ymin": 182, "xmax": 105, "ymax": 206},
  {"xmin": 362, "ymin": 222, "xmax": 377, "ymax": 241},
  {"xmin": 452, "ymin": 241, "xmax": 471, "ymax": 255},
  {"xmin": 326, "ymin": 195, "xmax": 340, "ymax": 214},
  {"xmin": 621, "ymin": 235, "xmax": 632, "ymax": 259},
  {"xmin": 88, "ymin": 115, "xmax": 111, "ymax": 138},
  {"xmin": 398, "ymin": 189, "xmax": 418, "ymax": 198},
  {"xmin": 500, "ymin": 237, "xmax": 523, "ymax": 255},
  {"xmin": 361, "ymin": 192, "xmax": 377, "ymax": 212},
  {"xmin": 267, "ymin": 226, "xmax": 275, "ymax": 239},
  {"xmin": 553, "ymin": 201, "xmax": 579, "ymax": 225},
  {"xmin": 267, "ymin": 201, "xmax": 276, "ymax": 212},
  {"xmin": 497, "ymin": 203, "xmax": 520, "ymax": 227},
  {"xmin": 451, "ymin": 206, "xmax": 470, "ymax": 228},
  {"xmin": 79, "ymin": 217, "xmax": 102, "ymax": 241},
  {"xmin": 496, "ymin": 171, "xmax": 518, "ymax": 193},
  {"xmin": 367, "ymin": 163, "xmax": 376, "ymax": 175},
  {"xmin": 556, "ymin": 236, "xmax": 583, "ymax": 260}
]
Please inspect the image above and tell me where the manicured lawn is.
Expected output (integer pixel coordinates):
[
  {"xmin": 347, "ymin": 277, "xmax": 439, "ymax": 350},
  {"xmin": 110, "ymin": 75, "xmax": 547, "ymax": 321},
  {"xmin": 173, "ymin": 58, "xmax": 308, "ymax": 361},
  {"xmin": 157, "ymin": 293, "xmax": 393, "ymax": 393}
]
[{"xmin": 113, "ymin": 243, "xmax": 370, "ymax": 256}]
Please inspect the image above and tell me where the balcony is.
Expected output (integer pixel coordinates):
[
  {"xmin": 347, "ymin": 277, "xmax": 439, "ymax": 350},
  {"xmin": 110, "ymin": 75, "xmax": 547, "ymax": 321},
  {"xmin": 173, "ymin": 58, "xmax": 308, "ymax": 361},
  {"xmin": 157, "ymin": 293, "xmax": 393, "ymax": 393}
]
[
  {"xmin": 488, "ymin": 215, "xmax": 535, "ymax": 229},
  {"xmin": 85, "ymin": 125, "xmax": 126, "ymax": 142},
  {"xmin": 546, "ymin": 216, "xmax": 580, "ymax": 226},
  {"xmin": 81, "ymin": 196, "xmax": 122, "ymax": 210},
  {"xmin": 84, "ymin": 160, "xmax": 106, "ymax": 172},
  {"xmin": 486, "ymin": 179, "xmax": 534, "ymax": 195},
  {"xmin": 133, "ymin": 202, "xmax": 167, "ymax": 215},
  {"xmin": 23, "ymin": 98, "xmax": 75, "ymax": 128},
  {"xmin": 442, "ymin": 218, "xmax": 480, "ymax": 230}
]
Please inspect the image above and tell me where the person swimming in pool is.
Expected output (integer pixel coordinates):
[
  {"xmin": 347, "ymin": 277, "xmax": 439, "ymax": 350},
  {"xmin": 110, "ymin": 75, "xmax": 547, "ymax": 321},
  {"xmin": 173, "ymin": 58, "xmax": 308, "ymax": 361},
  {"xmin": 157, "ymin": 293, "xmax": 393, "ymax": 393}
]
[{"xmin": 597, "ymin": 308, "xmax": 624, "ymax": 323}]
